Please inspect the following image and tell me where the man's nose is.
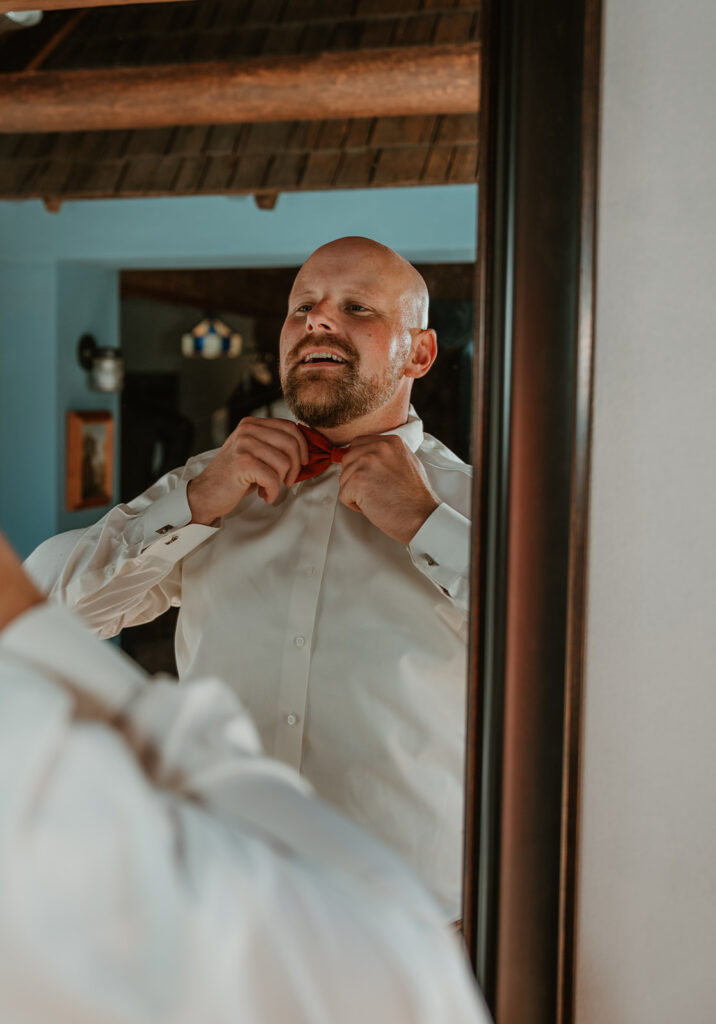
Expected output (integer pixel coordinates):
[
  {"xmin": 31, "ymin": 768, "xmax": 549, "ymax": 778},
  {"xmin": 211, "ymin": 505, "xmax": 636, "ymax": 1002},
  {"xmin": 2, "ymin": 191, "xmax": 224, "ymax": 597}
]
[{"xmin": 305, "ymin": 301, "xmax": 336, "ymax": 333}]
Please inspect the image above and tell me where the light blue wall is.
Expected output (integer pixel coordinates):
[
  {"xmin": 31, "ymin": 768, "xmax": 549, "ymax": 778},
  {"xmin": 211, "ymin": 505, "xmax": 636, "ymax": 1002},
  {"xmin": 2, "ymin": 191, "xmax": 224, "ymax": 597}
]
[
  {"xmin": 0, "ymin": 185, "xmax": 477, "ymax": 556},
  {"xmin": 55, "ymin": 264, "xmax": 121, "ymax": 535},
  {"xmin": 0, "ymin": 262, "xmax": 58, "ymax": 557},
  {"xmin": 0, "ymin": 187, "xmax": 477, "ymax": 268},
  {"xmin": 0, "ymin": 261, "xmax": 120, "ymax": 555}
]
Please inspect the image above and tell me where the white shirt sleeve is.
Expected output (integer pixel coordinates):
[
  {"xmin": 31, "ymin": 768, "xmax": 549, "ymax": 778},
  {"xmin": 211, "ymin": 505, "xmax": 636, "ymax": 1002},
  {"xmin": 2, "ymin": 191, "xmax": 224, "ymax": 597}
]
[
  {"xmin": 408, "ymin": 502, "xmax": 471, "ymax": 619},
  {"xmin": 24, "ymin": 460, "xmax": 219, "ymax": 638},
  {"xmin": 0, "ymin": 603, "xmax": 490, "ymax": 1024}
]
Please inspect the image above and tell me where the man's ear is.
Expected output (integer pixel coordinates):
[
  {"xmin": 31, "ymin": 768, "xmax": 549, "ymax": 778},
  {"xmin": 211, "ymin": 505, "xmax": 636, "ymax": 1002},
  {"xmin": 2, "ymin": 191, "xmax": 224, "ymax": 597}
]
[{"xmin": 404, "ymin": 329, "xmax": 438, "ymax": 380}]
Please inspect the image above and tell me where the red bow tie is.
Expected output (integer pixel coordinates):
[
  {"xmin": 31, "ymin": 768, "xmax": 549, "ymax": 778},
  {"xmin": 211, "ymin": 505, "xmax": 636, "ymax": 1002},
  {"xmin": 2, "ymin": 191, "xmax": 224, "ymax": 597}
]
[{"xmin": 295, "ymin": 424, "xmax": 347, "ymax": 482}]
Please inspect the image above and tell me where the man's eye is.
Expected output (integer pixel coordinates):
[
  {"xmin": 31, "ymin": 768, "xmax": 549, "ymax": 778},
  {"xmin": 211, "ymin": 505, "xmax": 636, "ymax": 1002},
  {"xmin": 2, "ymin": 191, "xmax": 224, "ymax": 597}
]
[
  {"xmin": 296, "ymin": 304, "xmax": 312, "ymax": 313},
  {"xmin": 348, "ymin": 304, "xmax": 368, "ymax": 313}
]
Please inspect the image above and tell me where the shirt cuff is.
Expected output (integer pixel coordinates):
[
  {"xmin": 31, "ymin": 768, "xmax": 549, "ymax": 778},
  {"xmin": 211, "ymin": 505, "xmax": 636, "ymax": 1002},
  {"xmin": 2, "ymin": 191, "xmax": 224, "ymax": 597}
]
[
  {"xmin": 141, "ymin": 481, "xmax": 219, "ymax": 562},
  {"xmin": 408, "ymin": 502, "xmax": 470, "ymax": 598}
]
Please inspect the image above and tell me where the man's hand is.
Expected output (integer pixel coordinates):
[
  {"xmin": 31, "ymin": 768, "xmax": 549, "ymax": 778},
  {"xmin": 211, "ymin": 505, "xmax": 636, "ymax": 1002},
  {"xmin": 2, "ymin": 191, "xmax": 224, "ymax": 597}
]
[
  {"xmin": 188, "ymin": 418, "xmax": 309, "ymax": 525},
  {"xmin": 338, "ymin": 435, "xmax": 440, "ymax": 544},
  {"xmin": 0, "ymin": 531, "xmax": 45, "ymax": 633}
]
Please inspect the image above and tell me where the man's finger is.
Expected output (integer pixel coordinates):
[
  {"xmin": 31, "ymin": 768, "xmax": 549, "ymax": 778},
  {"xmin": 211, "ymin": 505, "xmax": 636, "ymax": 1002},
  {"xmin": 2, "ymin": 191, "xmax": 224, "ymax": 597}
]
[
  {"xmin": 340, "ymin": 446, "xmax": 380, "ymax": 472},
  {"xmin": 236, "ymin": 432, "xmax": 293, "ymax": 485},
  {"xmin": 237, "ymin": 423, "xmax": 306, "ymax": 485},
  {"xmin": 337, "ymin": 489, "xmax": 362, "ymax": 514},
  {"xmin": 241, "ymin": 455, "xmax": 283, "ymax": 505},
  {"xmin": 340, "ymin": 435, "xmax": 402, "ymax": 469},
  {"xmin": 338, "ymin": 461, "xmax": 379, "ymax": 511},
  {"xmin": 338, "ymin": 457, "xmax": 370, "ymax": 493},
  {"xmin": 237, "ymin": 419, "xmax": 307, "ymax": 458},
  {"xmin": 238, "ymin": 417, "xmax": 310, "ymax": 465},
  {"xmin": 337, "ymin": 480, "xmax": 364, "ymax": 513}
]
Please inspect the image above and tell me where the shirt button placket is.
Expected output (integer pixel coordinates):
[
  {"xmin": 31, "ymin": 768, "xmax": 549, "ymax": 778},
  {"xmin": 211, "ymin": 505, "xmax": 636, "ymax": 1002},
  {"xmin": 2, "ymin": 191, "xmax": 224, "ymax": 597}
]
[{"xmin": 274, "ymin": 478, "xmax": 339, "ymax": 769}]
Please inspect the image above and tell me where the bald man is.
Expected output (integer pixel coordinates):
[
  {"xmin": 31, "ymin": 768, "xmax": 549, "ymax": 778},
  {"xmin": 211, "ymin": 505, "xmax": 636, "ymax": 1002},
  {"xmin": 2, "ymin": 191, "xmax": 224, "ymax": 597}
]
[{"xmin": 27, "ymin": 237, "xmax": 472, "ymax": 919}]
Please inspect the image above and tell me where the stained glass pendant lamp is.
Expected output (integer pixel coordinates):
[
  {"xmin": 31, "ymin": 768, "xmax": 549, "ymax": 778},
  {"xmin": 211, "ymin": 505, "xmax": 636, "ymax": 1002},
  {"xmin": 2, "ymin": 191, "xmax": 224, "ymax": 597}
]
[{"xmin": 181, "ymin": 316, "xmax": 242, "ymax": 359}]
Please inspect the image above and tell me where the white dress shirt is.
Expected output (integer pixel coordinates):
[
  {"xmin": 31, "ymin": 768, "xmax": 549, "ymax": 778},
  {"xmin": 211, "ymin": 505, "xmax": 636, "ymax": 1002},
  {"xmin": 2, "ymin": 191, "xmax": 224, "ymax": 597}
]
[
  {"xmin": 0, "ymin": 602, "xmax": 490, "ymax": 1024},
  {"xmin": 27, "ymin": 408, "xmax": 472, "ymax": 918}
]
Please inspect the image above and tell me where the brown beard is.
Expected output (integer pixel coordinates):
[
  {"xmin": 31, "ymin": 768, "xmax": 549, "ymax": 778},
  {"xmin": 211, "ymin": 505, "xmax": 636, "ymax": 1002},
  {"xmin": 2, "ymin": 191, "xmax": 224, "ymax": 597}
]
[{"xmin": 280, "ymin": 340, "xmax": 406, "ymax": 429}]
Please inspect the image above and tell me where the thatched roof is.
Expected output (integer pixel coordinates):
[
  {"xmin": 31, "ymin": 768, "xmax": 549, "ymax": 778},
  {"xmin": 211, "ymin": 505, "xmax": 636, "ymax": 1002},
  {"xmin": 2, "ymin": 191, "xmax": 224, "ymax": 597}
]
[{"xmin": 0, "ymin": 0, "xmax": 480, "ymax": 202}]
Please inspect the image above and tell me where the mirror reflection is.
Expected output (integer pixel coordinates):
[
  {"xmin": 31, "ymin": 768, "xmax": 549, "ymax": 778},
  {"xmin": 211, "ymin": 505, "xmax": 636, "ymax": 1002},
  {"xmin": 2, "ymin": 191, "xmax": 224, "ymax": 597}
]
[
  {"xmin": 1, "ymin": 0, "xmax": 479, "ymax": 927},
  {"xmin": 27, "ymin": 240, "xmax": 474, "ymax": 921}
]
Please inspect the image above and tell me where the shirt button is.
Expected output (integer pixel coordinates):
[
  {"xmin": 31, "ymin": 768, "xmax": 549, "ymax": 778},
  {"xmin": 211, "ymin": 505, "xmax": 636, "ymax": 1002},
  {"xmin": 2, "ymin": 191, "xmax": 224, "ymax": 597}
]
[
  {"xmin": 294, "ymin": 635, "xmax": 306, "ymax": 648},
  {"xmin": 322, "ymin": 496, "xmax": 332, "ymax": 506},
  {"xmin": 286, "ymin": 713, "xmax": 299, "ymax": 726},
  {"xmin": 306, "ymin": 566, "xmax": 315, "ymax": 576}
]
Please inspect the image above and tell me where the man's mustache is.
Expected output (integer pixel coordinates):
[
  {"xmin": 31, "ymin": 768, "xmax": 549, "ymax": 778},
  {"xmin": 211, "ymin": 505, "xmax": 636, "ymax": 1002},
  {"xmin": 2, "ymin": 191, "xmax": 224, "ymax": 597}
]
[{"xmin": 287, "ymin": 335, "xmax": 358, "ymax": 369}]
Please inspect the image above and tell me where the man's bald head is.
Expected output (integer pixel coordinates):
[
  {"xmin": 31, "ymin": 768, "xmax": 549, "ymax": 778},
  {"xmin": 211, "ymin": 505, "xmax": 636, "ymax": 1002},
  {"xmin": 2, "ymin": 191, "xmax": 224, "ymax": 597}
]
[
  {"xmin": 294, "ymin": 236, "xmax": 430, "ymax": 331},
  {"xmin": 279, "ymin": 235, "xmax": 437, "ymax": 437}
]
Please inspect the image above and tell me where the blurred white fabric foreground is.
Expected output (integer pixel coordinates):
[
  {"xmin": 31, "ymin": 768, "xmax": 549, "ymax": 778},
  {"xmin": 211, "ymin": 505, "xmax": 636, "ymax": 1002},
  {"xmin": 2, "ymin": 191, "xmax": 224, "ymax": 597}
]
[{"xmin": 0, "ymin": 604, "xmax": 489, "ymax": 1024}]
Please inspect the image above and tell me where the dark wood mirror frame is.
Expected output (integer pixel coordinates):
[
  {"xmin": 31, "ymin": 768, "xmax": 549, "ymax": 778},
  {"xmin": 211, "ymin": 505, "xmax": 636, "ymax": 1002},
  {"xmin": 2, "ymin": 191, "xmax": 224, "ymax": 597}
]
[{"xmin": 462, "ymin": 1, "xmax": 603, "ymax": 1022}]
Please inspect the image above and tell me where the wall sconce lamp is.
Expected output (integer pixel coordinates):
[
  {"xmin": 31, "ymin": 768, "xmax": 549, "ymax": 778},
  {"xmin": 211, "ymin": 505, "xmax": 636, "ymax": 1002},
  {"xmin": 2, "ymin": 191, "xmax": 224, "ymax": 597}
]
[{"xmin": 77, "ymin": 334, "xmax": 124, "ymax": 393}]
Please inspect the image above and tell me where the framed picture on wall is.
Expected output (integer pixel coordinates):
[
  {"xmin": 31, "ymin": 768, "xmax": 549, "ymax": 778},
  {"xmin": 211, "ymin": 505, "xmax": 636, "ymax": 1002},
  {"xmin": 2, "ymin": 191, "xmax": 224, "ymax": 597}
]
[{"xmin": 66, "ymin": 410, "xmax": 114, "ymax": 511}]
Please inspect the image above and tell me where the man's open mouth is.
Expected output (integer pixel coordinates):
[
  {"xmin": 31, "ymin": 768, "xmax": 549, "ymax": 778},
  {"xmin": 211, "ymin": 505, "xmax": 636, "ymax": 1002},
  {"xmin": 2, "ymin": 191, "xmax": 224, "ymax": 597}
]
[{"xmin": 298, "ymin": 352, "xmax": 348, "ymax": 366}]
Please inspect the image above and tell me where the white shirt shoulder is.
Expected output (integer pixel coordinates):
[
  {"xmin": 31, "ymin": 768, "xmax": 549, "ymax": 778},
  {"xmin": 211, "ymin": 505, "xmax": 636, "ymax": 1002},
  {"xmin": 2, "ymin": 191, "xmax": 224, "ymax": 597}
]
[{"xmin": 418, "ymin": 432, "xmax": 472, "ymax": 473}]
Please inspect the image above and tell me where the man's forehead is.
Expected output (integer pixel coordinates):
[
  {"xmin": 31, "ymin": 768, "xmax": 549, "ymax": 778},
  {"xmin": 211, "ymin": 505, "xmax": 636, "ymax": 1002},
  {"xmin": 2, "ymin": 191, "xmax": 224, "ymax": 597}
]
[
  {"xmin": 290, "ymin": 245, "xmax": 411, "ymax": 297},
  {"xmin": 289, "ymin": 267, "xmax": 386, "ymax": 297}
]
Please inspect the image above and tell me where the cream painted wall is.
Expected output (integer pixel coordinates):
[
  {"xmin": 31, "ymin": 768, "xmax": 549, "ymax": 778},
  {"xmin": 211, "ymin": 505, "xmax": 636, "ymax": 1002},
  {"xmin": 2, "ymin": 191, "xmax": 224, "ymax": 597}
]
[{"xmin": 576, "ymin": 1, "xmax": 716, "ymax": 1021}]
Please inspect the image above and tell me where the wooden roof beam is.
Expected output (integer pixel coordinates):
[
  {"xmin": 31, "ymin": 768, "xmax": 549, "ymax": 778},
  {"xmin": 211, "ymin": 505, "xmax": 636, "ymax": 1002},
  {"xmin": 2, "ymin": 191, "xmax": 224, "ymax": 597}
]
[
  {"xmin": 0, "ymin": 43, "xmax": 479, "ymax": 134},
  {"xmin": 1, "ymin": 1, "xmax": 192, "ymax": 11}
]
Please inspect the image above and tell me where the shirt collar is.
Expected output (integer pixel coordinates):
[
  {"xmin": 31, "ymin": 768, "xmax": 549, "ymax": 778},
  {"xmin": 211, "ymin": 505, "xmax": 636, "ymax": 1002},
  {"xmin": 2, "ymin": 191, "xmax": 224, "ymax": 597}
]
[
  {"xmin": 291, "ymin": 405, "xmax": 424, "ymax": 493},
  {"xmin": 381, "ymin": 405, "xmax": 424, "ymax": 453}
]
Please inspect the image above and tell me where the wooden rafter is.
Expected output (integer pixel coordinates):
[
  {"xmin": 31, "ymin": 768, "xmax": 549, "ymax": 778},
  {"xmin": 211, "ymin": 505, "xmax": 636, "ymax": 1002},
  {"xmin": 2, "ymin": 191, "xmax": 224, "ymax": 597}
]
[
  {"xmin": 0, "ymin": 43, "xmax": 480, "ymax": 134},
  {"xmin": 0, "ymin": 0, "xmax": 191, "ymax": 11},
  {"xmin": 24, "ymin": 10, "xmax": 87, "ymax": 72}
]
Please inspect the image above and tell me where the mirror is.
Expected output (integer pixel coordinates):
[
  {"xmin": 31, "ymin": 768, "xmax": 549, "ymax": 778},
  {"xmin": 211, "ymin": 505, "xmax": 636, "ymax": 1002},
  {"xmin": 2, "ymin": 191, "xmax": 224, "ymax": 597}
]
[
  {"xmin": 0, "ymin": 0, "xmax": 480, "ymax": 929},
  {"xmin": 1, "ymin": 0, "xmax": 601, "ymax": 1017}
]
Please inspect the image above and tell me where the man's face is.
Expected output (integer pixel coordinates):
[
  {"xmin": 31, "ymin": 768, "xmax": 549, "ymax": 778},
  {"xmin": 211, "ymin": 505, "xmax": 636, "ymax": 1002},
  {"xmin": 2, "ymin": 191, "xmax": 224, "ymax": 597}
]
[{"xmin": 279, "ymin": 244, "xmax": 418, "ymax": 429}]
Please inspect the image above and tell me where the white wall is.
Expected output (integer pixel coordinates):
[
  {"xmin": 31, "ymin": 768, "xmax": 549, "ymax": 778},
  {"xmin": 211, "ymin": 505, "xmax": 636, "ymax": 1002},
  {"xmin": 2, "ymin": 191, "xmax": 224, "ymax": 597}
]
[{"xmin": 576, "ymin": 1, "xmax": 716, "ymax": 1021}]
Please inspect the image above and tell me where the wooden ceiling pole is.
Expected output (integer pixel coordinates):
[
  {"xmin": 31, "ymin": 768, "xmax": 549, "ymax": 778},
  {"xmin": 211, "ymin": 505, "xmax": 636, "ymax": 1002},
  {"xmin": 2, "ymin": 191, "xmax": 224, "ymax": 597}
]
[
  {"xmin": 0, "ymin": 43, "xmax": 480, "ymax": 134},
  {"xmin": 24, "ymin": 11, "xmax": 88, "ymax": 72},
  {"xmin": 1, "ymin": 0, "xmax": 192, "ymax": 11}
]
